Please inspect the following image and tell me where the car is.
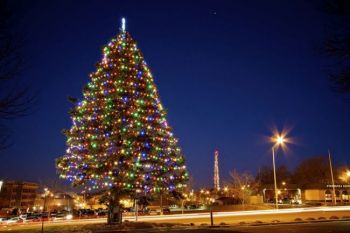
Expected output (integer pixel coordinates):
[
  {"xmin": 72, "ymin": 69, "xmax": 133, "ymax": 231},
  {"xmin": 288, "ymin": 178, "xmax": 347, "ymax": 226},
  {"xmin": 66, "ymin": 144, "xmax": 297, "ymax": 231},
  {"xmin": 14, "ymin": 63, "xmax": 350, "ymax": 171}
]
[
  {"xmin": 40, "ymin": 212, "xmax": 50, "ymax": 221},
  {"xmin": 0, "ymin": 217, "xmax": 9, "ymax": 224},
  {"xmin": 291, "ymin": 199, "xmax": 302, "ymax": 204},
  {"xmin": 267, "ymin": 198, "xmax": 283, "ymax": 204},
  {"xmin": 50, "ymin": 212, "xmax": 58, "ymax": 218},
  {"xmin": 53, "ymin": 212, "xmax": 66, "ymax": 221},
  {"xmin": 19, "ymin": 214, "xmax": 27, "ymax": 220},
  {"xmin": 148, "ymin": 209, "xmax": 159, "ymax": 215},
  {"xmin": 86, "ymin": 209, "xmax": 96, "ymax": 216},
  {"xmin": 122, "ymin": 208, "xmax": 133, "ymax": 213},
  {"xmin": 97, "ymin": 210, "xmax": 107, "ymax": 216},
  {"xmin": 78, "ymin": 209, "xmax": 96, "ymax": 217},
  {"xmin": 122, "ymin": 208, "xmax": 135, "ymax": 216},
  {"xmin": 3, "ymin": 217, "xmax": 23, "ymax": 224},
  {"xmin": 188, "ymin": 204, "xmax": 198, "ymax": 209},
  {"xmin": 162, "ymin": 208, "xmax": 171, "ymax": 215},
  {"xmin": 137, "ymin": 209, "xmax": 150, "ymax": 216},
  {"xmin": 281, "ymin": 198, "xmax": 291, "ymax": 204},
  {"xmin": 25, "ymin": 215, "xmax": 41, "ymax": 222}
]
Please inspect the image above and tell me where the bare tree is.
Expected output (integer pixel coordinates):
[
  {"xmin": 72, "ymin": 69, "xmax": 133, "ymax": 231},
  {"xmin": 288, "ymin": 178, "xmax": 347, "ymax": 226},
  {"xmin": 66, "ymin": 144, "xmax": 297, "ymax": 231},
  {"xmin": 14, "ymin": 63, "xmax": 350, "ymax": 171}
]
[
  {"xmin": 229, "ymin": 169, "xmax": 257, "ymax": 207},
  {"xmin": 0, "ymin": 0, "xmax": 35, "ymax": 149},
  {"xmin": 255, "ymin": 165, "xmax": 291, "ymax": 186},
  {"xmin": 322, "ymin": 0, "xmax": 350, "ymax": 99}
]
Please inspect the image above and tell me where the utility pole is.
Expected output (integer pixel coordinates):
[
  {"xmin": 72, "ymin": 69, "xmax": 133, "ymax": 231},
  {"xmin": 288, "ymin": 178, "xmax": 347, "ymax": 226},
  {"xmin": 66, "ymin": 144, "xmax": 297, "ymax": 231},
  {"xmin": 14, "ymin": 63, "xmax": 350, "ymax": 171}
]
[{"xmin": 328, "ymin": 150, "xmax": 336, "ymax": 205}]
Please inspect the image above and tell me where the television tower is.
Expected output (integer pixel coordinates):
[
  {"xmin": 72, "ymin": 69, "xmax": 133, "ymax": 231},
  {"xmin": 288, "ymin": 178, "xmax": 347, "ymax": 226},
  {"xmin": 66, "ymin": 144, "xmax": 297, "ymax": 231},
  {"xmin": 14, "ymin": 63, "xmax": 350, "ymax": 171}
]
[{"xmin": 214, "ymin": 150, "xmax": 220, "ymax": 190}]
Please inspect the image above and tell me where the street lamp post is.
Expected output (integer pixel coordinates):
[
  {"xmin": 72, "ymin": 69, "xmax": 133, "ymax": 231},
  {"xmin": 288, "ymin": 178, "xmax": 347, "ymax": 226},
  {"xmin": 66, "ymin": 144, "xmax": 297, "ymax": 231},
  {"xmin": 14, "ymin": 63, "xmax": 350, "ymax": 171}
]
[
  {"xmin": 41, "ymin": 188, "xmax": 49, "ymax": 233},
  {"xmin": 241, "ymin": 186, "xmax": 246, "ymax": 210},
  {"xmin": 271, "ymin": 135, "xmax": 285, "ymax": 210},
  {"xmin": 272, "ymin": 147, "xmax": 278, "ymax": 209},
  {"xmin": 209, "ymin": 199, "xmax": 214, "ymax": 226}
]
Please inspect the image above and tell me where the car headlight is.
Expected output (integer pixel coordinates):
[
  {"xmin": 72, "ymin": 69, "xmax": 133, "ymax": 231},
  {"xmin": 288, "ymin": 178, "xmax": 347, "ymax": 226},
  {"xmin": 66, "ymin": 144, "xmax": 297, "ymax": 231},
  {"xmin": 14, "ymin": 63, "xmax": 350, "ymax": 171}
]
[{"xmin": 65, "ymin": 214, "xmax": 73, "ymax": 220}]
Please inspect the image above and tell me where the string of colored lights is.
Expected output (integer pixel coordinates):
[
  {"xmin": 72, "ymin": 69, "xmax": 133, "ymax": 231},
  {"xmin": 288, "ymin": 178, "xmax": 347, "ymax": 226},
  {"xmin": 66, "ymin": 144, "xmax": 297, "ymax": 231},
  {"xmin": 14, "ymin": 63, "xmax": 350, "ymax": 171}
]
[{"xmin": 56, "ymin": 19, "xmax": 188, "ymax": 194}]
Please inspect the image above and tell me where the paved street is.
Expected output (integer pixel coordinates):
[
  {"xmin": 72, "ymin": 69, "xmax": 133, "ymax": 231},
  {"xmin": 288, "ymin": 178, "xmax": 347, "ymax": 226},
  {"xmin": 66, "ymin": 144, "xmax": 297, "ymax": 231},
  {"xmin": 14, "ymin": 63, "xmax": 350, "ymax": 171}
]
[
  {"xmin": 135, "ymin": 221, "xmax": 350, "ymax": 233},
  {"xmin": 1, "ymin": 206, "xmax": 350, "ymax": 232},
  {"xmin": 120, "ymin": 206, "xmax": 350, "ymax": 225},
  {"xmin": 2, "ymin": 220, "xmax": 350, "ymax": 233}
]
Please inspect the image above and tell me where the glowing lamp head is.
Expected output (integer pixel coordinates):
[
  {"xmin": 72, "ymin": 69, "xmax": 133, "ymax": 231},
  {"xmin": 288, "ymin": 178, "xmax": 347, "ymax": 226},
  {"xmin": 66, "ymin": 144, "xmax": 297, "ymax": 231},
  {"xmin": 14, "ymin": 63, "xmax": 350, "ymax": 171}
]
[
  {"xmin": 269, "ymin": 127, "xmax": 293, "ymax": 150},
  {"xmin": 276, "ymin": 136, "xmax": 285, "ymax": 145}
]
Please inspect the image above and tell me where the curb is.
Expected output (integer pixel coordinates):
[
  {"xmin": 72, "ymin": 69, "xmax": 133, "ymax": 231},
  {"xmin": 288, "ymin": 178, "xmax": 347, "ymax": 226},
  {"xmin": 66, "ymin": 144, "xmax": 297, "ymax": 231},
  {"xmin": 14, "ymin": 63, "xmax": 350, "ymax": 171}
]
[{"xmin": 247, "ymin": 218, "xmax": 350, "ymax": 226}]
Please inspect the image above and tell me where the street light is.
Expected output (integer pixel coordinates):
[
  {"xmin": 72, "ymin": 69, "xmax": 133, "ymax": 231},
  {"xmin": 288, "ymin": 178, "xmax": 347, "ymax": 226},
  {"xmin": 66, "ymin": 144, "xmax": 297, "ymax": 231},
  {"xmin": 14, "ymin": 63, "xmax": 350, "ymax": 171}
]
[
  {"xmin": 271, "ymin": 133, "xmax": 286, "ymax": 210},
  {"xmin": 241, "ymin": 185, "xmax": 246, "ymax": 209},
  {"xmin": 276, "ymin": 136, "xmax": 285, "ymax": 144},
  {"xmin": 41, "ymin": 188, "xmax": 50, "ymax": 233}
]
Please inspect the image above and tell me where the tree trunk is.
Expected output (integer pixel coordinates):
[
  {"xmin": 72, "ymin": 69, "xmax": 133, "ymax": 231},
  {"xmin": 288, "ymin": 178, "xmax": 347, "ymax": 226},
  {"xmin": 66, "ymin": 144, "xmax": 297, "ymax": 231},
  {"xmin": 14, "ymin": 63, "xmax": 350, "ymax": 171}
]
[
  {"xmin": 107, "ymin": 190, "xmax": 122, "ymax": 224},
  {"xmin": 160, "ymin": 193, "xmax": 163, "ymax": 215}
]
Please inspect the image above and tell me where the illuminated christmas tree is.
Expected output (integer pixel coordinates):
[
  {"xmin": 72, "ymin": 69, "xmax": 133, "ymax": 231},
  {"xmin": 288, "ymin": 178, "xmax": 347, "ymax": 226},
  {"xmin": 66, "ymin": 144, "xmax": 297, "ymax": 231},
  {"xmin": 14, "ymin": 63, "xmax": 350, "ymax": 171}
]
[{"xmin": 56, "ymin": 18, "xmax": 188, "ymax": 222}]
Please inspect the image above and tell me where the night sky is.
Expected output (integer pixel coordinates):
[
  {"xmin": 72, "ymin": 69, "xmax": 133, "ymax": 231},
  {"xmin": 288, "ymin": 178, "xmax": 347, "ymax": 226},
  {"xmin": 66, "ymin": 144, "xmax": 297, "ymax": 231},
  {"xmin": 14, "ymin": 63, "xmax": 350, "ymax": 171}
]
[{"xmin": 1, "ymin": 0, "xmax": 349, "ymax": 189}]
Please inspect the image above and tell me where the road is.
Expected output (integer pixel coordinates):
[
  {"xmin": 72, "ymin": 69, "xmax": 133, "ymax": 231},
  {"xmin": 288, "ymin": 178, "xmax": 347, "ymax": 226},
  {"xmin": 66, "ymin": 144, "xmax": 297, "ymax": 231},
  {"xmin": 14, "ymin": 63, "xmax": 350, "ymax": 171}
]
[
  {"xmin": 1, "ymin": 206, "xmax": 350, "ymax": 232},
  {"xmin": 129, "ymin": 221, "xmax": 350, "ymax": 233},
  {"xmin": 126, "ymin": 206, "xmax": 350, "ymax": 224}
]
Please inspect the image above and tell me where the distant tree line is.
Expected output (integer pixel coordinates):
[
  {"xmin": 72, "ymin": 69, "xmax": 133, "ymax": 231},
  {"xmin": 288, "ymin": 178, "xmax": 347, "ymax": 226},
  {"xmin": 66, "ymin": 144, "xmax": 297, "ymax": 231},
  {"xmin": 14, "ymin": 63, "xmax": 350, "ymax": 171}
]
[
  {"xmin": 255, "ymin": 155, "xmax": 347, "ymax": 189},
  {"xmin": 229, "ymin": 155, "xmax": 349, "ymax": 195}
]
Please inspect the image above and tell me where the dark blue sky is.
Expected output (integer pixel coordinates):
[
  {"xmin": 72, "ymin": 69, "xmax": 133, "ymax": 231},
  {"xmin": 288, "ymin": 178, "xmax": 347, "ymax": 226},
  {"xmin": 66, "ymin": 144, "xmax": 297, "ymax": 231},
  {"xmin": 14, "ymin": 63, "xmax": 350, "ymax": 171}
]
[{"xmin": 1, "ymin": 0, "xmax": 349, "ymax": 189}]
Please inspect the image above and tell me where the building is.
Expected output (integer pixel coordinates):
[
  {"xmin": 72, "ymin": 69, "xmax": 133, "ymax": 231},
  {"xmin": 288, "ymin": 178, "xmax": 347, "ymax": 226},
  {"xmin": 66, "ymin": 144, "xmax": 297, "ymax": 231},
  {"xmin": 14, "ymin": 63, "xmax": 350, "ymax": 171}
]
[
  {"xmin": 0, "ymin": 181, "xmax": 39, "ymax": 211},
  {"xmin": 33, "ymin": 192, "xmax": 76, "ymax": 212},
  {"xmin": 261, "ymin": 183, "xmax": 302, "ymax": 204},
  {"xmin": 260, "ymin": 183, "xmax": 350, "ymax": 205},
  {"xmin": 303, "ymin": 185, "xmax": 350, "ymax": 204}
]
